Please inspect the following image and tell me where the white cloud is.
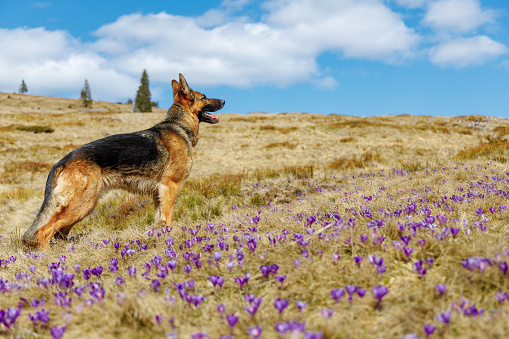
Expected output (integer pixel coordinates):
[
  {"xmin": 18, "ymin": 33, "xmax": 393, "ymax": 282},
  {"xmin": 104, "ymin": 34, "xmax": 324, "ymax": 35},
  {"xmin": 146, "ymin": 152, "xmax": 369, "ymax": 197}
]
[
  {"xmin": 265, "ymin": 0, "xmax": 420, "ymax": 62},
  {"xmin": 90, "ymin": 0, "xmax": 419, "ymax": 89},
  {"xmin": 429, "ymin": 35, "xmax": 507, "ymax": 68},
  {"xmin": 0, "ymin": 27, "xmax": 137, "ymax": 99},
  {"xmin": 423, "ymin": 0, "xmax": 497, "ymax": 34}
]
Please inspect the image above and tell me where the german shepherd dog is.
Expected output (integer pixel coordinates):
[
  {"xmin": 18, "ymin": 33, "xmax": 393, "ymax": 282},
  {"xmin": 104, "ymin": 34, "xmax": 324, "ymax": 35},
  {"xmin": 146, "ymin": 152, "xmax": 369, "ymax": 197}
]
[{"xmin": 23, "ymin": 74, "xmax": 224, "ymax": 249}]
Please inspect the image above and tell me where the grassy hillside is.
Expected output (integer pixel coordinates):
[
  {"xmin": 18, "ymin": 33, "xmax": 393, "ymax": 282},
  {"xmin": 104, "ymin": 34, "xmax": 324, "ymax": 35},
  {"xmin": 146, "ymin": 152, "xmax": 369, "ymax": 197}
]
[{"xmin": 0, "ymin": 93, "xmax": 508, "ymax": 338}]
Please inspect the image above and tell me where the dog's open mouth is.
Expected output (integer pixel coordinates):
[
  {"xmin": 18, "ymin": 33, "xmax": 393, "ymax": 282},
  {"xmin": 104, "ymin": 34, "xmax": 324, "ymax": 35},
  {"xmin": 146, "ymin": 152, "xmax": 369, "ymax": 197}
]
[
  {"xmin": 199, "ymin": 100, "xmax": 224, "ymax": 124},
  {"xmin": 199, "ymin": 110, "xmax": 220, "ymax": 124}
]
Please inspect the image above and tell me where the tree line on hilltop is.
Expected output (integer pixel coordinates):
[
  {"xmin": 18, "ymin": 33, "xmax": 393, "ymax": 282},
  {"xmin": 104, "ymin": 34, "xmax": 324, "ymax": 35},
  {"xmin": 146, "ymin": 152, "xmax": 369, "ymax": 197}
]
[{"xmin": 17, "ymin": 69, "xmax": 157, "ymax": 112}]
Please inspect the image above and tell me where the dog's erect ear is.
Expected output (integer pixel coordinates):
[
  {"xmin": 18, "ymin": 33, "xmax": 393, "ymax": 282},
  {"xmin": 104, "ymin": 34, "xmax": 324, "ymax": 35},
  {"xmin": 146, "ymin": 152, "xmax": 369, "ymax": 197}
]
[
  {"xmin": 178, "ymin": 73, "xmax": 194, "ymax": 101},
  {"xmin": 171, "ymin": 80, "xmax": 178, "ymax": 97}
]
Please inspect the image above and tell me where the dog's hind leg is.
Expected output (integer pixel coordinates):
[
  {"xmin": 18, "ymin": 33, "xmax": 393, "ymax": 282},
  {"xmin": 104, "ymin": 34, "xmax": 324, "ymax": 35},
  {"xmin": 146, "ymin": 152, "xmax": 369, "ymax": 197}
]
[{"xmin": 23, "ymin": 162, "xmax": 102, "ymax": 249}]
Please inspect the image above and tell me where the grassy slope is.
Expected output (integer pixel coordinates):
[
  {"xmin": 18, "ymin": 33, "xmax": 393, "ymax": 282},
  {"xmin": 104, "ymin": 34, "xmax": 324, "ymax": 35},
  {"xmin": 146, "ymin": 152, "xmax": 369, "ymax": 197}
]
[{"xmin": 0, "ymin": 93, "xmax": 509, "ymax": 338}]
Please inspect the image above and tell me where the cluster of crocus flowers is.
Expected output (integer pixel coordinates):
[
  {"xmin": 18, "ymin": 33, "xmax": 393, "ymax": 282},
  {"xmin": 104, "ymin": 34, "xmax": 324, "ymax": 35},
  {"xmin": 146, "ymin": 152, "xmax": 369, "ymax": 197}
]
[{"xmin": 1, "ymin": 164, "xmax": 507, "ymax": 338}]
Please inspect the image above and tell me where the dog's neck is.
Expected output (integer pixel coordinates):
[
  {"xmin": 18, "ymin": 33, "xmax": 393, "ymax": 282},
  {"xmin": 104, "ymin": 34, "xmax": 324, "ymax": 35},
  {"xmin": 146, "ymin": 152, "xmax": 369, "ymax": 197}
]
[{"xmin": 165, "ymin": 104, "xmax": 199, "ymax": 146}]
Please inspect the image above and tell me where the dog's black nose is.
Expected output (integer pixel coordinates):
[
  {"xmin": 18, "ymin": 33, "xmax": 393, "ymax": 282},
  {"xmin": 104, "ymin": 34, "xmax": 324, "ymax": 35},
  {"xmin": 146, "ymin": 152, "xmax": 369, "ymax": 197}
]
[{"xmin": 220, "ymin": 100, "xmax": 225, "ymax": 107}]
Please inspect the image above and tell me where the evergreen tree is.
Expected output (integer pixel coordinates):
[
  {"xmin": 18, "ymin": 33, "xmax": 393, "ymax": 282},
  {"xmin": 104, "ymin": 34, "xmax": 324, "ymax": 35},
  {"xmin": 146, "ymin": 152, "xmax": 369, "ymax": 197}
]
[
  {"xmin": 80, "ymin": 79, "xmax": 92, "ymax": 109},
  {"xmin": 19, "ymin": 80, "xmax": 28, "ymax": 94},
  {"xmin": 135, "ymin": 69, "xmax": 152, "ymax": 112}
]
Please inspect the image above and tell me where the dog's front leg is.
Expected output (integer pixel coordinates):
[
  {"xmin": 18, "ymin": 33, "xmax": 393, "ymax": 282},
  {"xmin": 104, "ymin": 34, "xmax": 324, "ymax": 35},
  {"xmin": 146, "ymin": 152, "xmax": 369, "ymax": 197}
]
[
  {"xmin": 158, "ymin": 181, "xmax": 181, "ymax": 226},
  {"xmin": 153, "ymin": 193, "xmax": 163, "ymax": 226}
]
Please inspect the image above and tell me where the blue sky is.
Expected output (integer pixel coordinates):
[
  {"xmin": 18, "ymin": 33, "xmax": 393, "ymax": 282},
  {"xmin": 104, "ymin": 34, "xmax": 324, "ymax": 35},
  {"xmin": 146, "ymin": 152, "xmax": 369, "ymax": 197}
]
[{"xmin": 1, "ymin": 0, "xmax": 508, "ymax": 117}]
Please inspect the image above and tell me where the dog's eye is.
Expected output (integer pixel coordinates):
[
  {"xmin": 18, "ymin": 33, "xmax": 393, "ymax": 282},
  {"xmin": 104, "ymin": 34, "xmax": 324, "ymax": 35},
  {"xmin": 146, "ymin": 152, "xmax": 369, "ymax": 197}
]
[{"xmin": 201, "ymin": 96, "xmax": 207, "ymax": 101}]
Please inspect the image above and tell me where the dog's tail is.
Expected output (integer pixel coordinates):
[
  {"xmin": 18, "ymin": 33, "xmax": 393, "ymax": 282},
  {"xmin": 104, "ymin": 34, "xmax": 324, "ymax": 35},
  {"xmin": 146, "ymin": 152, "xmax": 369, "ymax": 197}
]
[{"xmin": 22, "ymin": 162, "xmax": 65, "ymax": 246}]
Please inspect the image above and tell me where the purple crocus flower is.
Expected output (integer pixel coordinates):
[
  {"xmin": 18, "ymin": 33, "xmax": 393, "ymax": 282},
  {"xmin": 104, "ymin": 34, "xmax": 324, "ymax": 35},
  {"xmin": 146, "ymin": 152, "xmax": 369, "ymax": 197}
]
[
  {"xmin": 248, "ymin": 326, "xmax": 262, "ymax": 339},
  {"xmin": 167, "ymin": 260, "xmax": 177, "ymax": 271},
  {"xmin": 320, "ymin": 308, "xmax": 334, "ymax": 318},
  {"xmin": 496, "ymin": 290, "xmax": 508, "ymax": 303},
  {"xmin": 450, "ymin": 227, "xmax": 459, "ymax": 238},
  {"xmin": 245, "ymin": 304, "xmax": 259, "ymax": 316},
  {"xmin": 330, "ymin": 288, "xmax": 345, "ymax": 302},
  {"xmin": 54, "ymin": 292, "xmax": 72, "ymax": 308},
  {"xmin": 89, "ymin": 283, "xmax": 105, "ymax": 302},
  {"xmin": 234, "ymin": 273, "xmax": 251, "ymax": 289},
  {"xmin": 152, "ymin": 314, "xmax": 163, "ymax": 327},
  {"xmin": 260, "ymin": 265, "xmax": 271, "ymax": 278},
  {"xmin": 377, "ymin": 265, "xmax": 387, "ymax": 275},
  {"xmin": 413, "ymin": 260, "xmax": 427, "ymax": 276},
  {"xmin": 82, "ymin": 268, "xmax": 91, "ymax": 280},
  {"xmin": 217, "ymin": 304, "xmax": 226, "ymax": 318},
  {"xmin": 435, "ymin": 284, "xmax": 446, "ymax": 296},
  {"xmin": 400, "ymin": 236, "xmax": 411, "ymax": 246},
  {"xmin": 476, "ymin": 207, "xmax": 483, "ymax": 216},
  {"xmin": 296, "ymin": 301, "xmax": 307, "ymax": 312},
  {"xmin": 304, "ymin": 331, "xmax": 323, "ymax": 339},
  {"xmin": 226, "ymin": 313, "xmax": 238, "ymax": 328},
  {"xmin": 372, "ymin": 285, "xmax": 388, "ymax": 310},
  {"xmin": 354, "ymin": 256, "xmax": 363, "ymax": 268},
  {"xmin": 274, "ymin": 298, "xmax": 289, "ymax": 314},
  {"xmin": 403, "ymin": 247, "xmax": 413, "ymax": 260},
  {"xmin": 30, "ymin": 298, "xmax": 42, "ymax": 308},
  {"xmin": 346, "ymin": 285, "xmax": 358, "ymax": 301},
  {"xmin": 73, "ymin": 286, "xmax": 85, "ymax": 297},
  {"xmin": 275, "ymin": 322, "xmax": 289, "ymax": 334},
  {"xmin": 50, "ymin": 325, "xmax": 66, "ymax": 339},
  {"xmin": 209, "ymin": 275, "xmax": 224, "ymax": 289},
  {"xmin": 435, "ymin": 310, "xmax": 451, "ymax": 324},
  {"xmin": 499, "ymin": 262, "xmax": 508, "ymax": 275},
  {"xmin": 368, "ymin": 254, "xmax": 384, "ymax": 267},
  {"xmin": 275, "ymin": 275, "xmax": 286, "ymax": 287},
  {"xmin": 28, "ymin": 312, "xmax": 39, "ymax": 327},
  {"xmin": 423, "ymin": 323, "xmax": 436, "ymax": 338},
  {"xmin": 127, "ymin": 266, "xmax": 137, "ymax": 277},
  {"xmin": 2, "ymin": 307, "xmax": 21, "ymax": 329},
  {"xmin": 246, "ymin": 239, "xmax": 257, "ymax": 253},
  {"xmin": 244, "ymin": 294, "xmax": 256, "ymax": 304},
  {"xmin": 185, "ymin": 279, "xmax": 195, "ymax": 290},
  {"xmin": 91, "ymin": 266, "xmax": 103, "ymax": 278},
  {"xmin": 115, "ymin": 276, "xmax": 125, "ymax": 286},
  {"xmin": 150, "ymin": 279, "xmax": 161, "ymax": 292}
]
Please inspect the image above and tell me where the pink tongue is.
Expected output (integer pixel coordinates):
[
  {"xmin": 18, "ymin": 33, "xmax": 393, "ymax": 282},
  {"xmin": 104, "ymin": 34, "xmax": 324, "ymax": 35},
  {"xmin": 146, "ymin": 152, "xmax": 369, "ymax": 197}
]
[{"xmin": 208, "ymin": 113, "xmax": 219, "ymax": 120}]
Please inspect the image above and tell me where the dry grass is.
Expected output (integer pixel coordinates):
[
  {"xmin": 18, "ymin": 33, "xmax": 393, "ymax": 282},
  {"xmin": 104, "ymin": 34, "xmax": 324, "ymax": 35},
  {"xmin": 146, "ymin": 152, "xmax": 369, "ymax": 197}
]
[
  {"xmin": 0, "ymin": 93, "xmax": 509, "ymax": 338},
  {"xmin": 263, "ymin": 141, "xmax": 297, "ymax": 149},
  {"xmin": 457, "ymin": 137, "xmax": 509, "ymax": 163},
  {"xmin": 494, "ymin": 126, "xmax": 509, "ymax": 138},
  {"xmin": 327, "ymin": 151, "xmax": 383, "ymax": 170}
]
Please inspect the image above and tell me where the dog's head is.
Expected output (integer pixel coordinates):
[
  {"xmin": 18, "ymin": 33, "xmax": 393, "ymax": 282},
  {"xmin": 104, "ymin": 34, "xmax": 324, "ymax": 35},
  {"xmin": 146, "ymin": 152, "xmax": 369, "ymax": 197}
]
[{"xmin": 170, "ymin": 73, "xmax": 224, "ymax": 124}]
